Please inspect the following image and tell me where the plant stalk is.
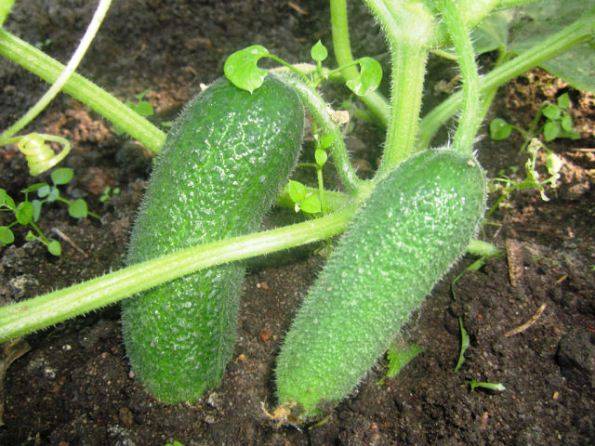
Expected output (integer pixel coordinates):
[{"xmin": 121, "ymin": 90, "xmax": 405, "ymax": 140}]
[
  {"xmin": 0, "ymin": 0, "xmax": 15, "ymax": 26},
  {"xmin": 0, "ymin": 28, "xmax": 166, "ymax": 152},
  {"xmin": 0, "ymin": 207, "xmax": 356, "ymax": 342},
  {"xmin": 438, "ymin": 0, "xmax": 481, "ymax": 155},
  {"xmin": 330, "ymin": 0, "xmax": 389, "ymax": 126},
  {"xmin": 418, "ymin": 15, "xmax": 593, "ymax": 148}
]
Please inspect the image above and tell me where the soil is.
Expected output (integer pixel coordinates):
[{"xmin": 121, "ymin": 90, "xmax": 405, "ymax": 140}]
[{"xmin": 1, "ymin": 1, "xmax": 593, "ymax": 445}]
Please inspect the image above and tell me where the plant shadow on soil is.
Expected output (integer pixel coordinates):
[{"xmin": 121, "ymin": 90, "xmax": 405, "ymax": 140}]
[{"xmin": 0, "ymin": 1, "xmax": 593, "ymax": 445}]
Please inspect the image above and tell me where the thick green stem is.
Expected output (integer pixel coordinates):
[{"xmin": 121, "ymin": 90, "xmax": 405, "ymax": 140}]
[
  {"xmin": 418, "ymin": 15, "xmax": 593, "ymax": 149},
  {"xmin": 330, "ymin": 0, "xmax": 389, "ymax": 126},
  {"xmin": 1, "ymin": 0, "xmax": 112, "ymax": 141},
  {"xmin": 278, "ymin": 74, "xmax": 364, "ymax": 193},
  {"xmin": 380, "ymin": 44, "xmax": 429, "ymax": 171},
  {"xmin": 0, "ymin": 0, "xmax": 15, "ymax": 26},
  {"xmin": 0, "ymin": 208, "xmax": 356, "ymax": 342},
  {"xmin": 0, "ymin": 28, "xmax": 166, "ymax": 152},
  {"xmin": 439, "ymin": 0, "xmax": 481, "ymax": 155}
]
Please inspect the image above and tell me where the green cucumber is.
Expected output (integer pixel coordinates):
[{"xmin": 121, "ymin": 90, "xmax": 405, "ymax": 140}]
[
  {"xmin": 275, "ymin": 149, "xmax": 486, "ymax": 418},
  {"xmin": 122, "ymin": 76, "xmax": 304, "ymax": 403}
]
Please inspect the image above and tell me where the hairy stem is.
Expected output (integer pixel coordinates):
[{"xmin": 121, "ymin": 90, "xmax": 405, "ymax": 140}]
[
  {"xmin": 278, "ymin": 73, "xmax": 364, "ymax": 193},
  {"xmin": 0, "ymin": 29, "xmax": 166, "ymax": 152},
  {"xmin": 0, "ymin": 208, "xmax": 356, "ymax": 342},
  {"xmin": 330, "ymin": 0, "xmax": 389, "ymax": 126},
  {"xmin": 438, "ymin": 0, "xmax": 481, "ymax": 155},
  {"xmin": 418, "ymin": 15, "xmax": 593, "ymax": 148},
  {"xmin": 1, "ymin": 0, "xmax": 112, "ymax": 141}
]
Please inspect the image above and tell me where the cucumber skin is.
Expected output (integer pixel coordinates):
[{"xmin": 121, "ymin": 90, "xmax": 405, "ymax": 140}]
[
  {"xmin": 276, "ymin": 149, "xmax": 486, "ymax": 417},
  {"xmin": 122, "ymin": 76, "xmax": 304, "ymax": 403}
]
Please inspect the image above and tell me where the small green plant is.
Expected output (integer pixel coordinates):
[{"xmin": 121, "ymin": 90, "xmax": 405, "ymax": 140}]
[
  {"xmin": 469, "ymin": 379, "xmax": 506, "ymax": 392},
  {"xmin": 0, "ymin": 167, "xmax": 96, "ymax": 256},
  {"xmin": 384, "ymin": 342, "xmax": 423, "ymax": 380},
  {"xmin": 99, "ymin": 185, "xmax": 121, "ymax": 203},
  {"xmin": 454, "ymin": 317, "xmax": 471, "ymax": 372}
]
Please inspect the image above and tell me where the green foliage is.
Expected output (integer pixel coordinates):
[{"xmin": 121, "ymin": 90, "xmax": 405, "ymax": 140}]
[
  {"xmin": 122, "ymin": 76, "xmax": 304, "ymax": 403},
  {"xmin": 223, "ymin": 45, "xmax": 270, "ymax": 93},
  {"xmin": 489, "ymin": 117, "xmax": 513, "ymax": 140},
  {"xmin": 310, "ymin": 40, "xmax": 328, "ymax": 63},
  {"xmin": 287, "ymin": 180, "xmax": 322, "ymax": 214},
  {"xmin": 454, "ymin": 317, "xmax": 470, "ymax": 372},
  {"xmin": 509, "ymin": 1, "xmax": 595, "ymax": 92},
  {"xmin": 469, "ymin": 379, "xmax": 505, "ymax": 392},
  {"xmin": 0, "ymin": 167, "xmax": 94, "ymax": 255},
  {"xmin": 276, "ymin": 150, "xmax": 486, "ymax": 418},
  {"xmin": 385, "ymin": 342, "xmax": 423, "ymax": 379},
  {"xmin": 99, "ymin": 185, "xmax": 121, "ymax": 203},
  {"xmin": 114, "ymin": 91, "xmax": 155, "ymax": 135},
  {"xmin": 345, "ymin": 57, "xmax": 383, "ymax": 96},
  {"xmin": 472, "ymin": 10, "xmax": 512, "ymax": 55}
]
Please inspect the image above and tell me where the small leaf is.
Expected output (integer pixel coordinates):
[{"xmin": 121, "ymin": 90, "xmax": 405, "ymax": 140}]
[
  {"xmin": 51, "ymin": 167, "xmax": 74, "ymax": 185},
  {"xmin": 287, "ymin": 180, "xmax": 307, "ymax": 204},
  {"xmin": 454, "ymin": 317, "xmax": 470, "ymax": 372},
  {"xmin": 300, "ymin": 194, "xmax": 322, "ymax": 214},
  {"xmin": 543, "ymin": 121, "xmax": 560, "ymax": 141},
  {"xmin": 545, "ymin": 151, "xmax": 563, "ymax": 179},
  {"xmin": 346, "ymin": 57, "xmax": 382, "ymax": 96},
  {"xmin": 68, "ymin": 199, "xmax": 88, "ymax": 219},
  {"xmin": 385, "ymin": 343, "xmax": 423, "ymax": 379},
  {"xmin": 21, "ymin": 182, "xmax": 47, "ymax": 195},
  {"xmin": 0, "ymin": 189, "xmax": 16, "ymax": 209},
  {"xmin": 37, "ymin": 184, "xmax": 51, "ymax": 198},
  {"xmin": 47, "ymin": 186, "xmax": 60, "ymax": 202},
  {"xmin": 134, "ymin": 100, "xmax": 154, "ymax": 117},
  {"xmin": 31, "ymin": 200, "xmax": 42, "ymax": 222},
  {"xmin": 223, "ymin": 45, "xmax": 270, "ymax": 93},
  {"xmin": 489, "ymin": 118, "xmax": 513, "ymax": 140},
  {"xmin": 47, "ymin": 240, "xmax": 62, "ymax": 256},
  {"xmin": 557, "ymin": 93, "xmax": 571, "ymax": 109},
  {"xmin": 542, "ymin": 104, "xmax": 561, "ymax": 120},
  {"xmin": 315, "ymin": 149, "xmax": 328, "ymax": 167},
  {"xmin": 560, "ymin": 129, "xmax": 580, "ymax": 140},
  {"xmin": 15, "ymin": 202, "xmax": 34, "ymax": 225},
  {"xmin": 560, "ymin": 114, "xmax": 573, "ymax": 132},
  {"xmin": 0, "ymin": 226, "xmax": 15, "ymax": 246},
  {"xmin": 318, "ymin": 133, "xmax": 335, "ymax": 150},
  {"xmin": 25, "ymin": 231, "xmax": 37, "ymax": 242},
  {"xmin": 310, "ymin": 40, "xmax": 328, "ymax": 63}
]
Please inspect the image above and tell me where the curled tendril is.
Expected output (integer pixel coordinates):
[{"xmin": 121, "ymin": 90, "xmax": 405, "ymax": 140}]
[{"xmin": 1, "ymin": 133, "xmax": 71, "ymax": 176}]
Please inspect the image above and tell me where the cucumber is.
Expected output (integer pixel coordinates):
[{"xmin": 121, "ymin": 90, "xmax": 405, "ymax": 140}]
[
  {"xmin": 122, "ymin": 76, "xmax": 304, "ymax": 403},
  {"xmin": 275, "ymin": 149, "xmax": 486, "ymax": 418}
]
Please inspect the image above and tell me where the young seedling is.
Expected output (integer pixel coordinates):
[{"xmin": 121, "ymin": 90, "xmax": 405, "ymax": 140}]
[
  {"xmin": 469, "ymin": 379, "xmax": 506, "ymax": 393},
  {"xmin": 384, "ymin": 342, "xmax": 423, "ymax": 380},
  {"xmin": 454, "ymin": 317, "xmax": 471, "ymax": 373},
  {"xmin": 0, "ymin": 167, "xmax": 96, "ymax": 256}
]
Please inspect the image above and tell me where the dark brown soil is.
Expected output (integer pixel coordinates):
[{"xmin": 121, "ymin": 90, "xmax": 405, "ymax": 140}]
[{"xmin": 1, "ymin": 1, "xmax": 593, "ymax": 445}]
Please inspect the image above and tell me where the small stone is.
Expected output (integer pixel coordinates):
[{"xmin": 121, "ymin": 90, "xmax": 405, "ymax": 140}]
[{"xmin": 259, "ymin": 328, "xmax": 272, "ymax": 343}]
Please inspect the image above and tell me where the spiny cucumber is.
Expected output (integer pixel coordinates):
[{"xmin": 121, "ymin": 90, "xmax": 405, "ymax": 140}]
[
  {"xmin": 275, "ymin": 149, "xmax": 486, "ymax": 418},
  {"xmin": 122, "ymin": 76, "xmax": 304, "ymax": 403}
]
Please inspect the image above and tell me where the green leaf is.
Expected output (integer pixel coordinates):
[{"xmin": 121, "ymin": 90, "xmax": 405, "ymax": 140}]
[
  {"xmin": 300, "ymin": 194, "xmax": 322, "ymax": 214},
  {"xmin": 545, "ymin": 151, "xmax": 563, "ymax": 179},
  {"xmin": 15, "ymin": 202, "xmax": 34, "ymax": 225},
  {"xmin": 310, "ymin": 40, "xmax": 328, "ymax": 63},
  {"xmin": 385, "ymin": 342, "xmax": 423, "ymax": 379},
  {"xmin": 287, "ymin": 180, "xmax": 307, "ymax": 204},
  {"xmin": 454, "ymin": 317, "xmax": 470, "ymax": 372},
  {"xmin": 47, "ymin": 240, "xmax": 62, "ymax": 256},
  {"xmin": 133, "ymin": 100, "xmax": 154, "ymax": 117},
  {"xmin": 223, "ymin": 45, "xmax": 270, "ymax": 93},
  {"xmin": 68, "ymin": 199, "xmax": 88, "ymax": 219},
  {"xmin": 25, "ymin": 231, "xmax": 37, "ymax": 242},
  {"xmin": 21, "ymin": 182, "xmax": 47, "ymax": 195},
  {"xmin": 543, "ymin": 121, "xmax": 560, "ymax": 141},
  {"xmin": 0, "ymin": 188, "xmax": 16, "ymax": 210},
  {"xmin": 471, "ymin": 10, "xmax": 513, "ymax": 55},
  {"xmin": 318, "ymin": 133, "xmax": 335, "ymax": 150},
  {"xmin": 509, "ymin": 2, "xmax": 595, "ymax": 92},
  {"xmin": 51, "ymin": 167, "xmax": 74, "ymax": 185},
  {"xmin": 560, "ymin": 114, "xmax": 573, "ymax": 132},
  {"xmin": 0, "ymin": 226, "xmax": 15, "ymax": 246},
  {"xmin": 47, "ymin": 186, "xmax": 60, "ymax": 202},
  {"xmin": 557, "ymin": 93, "xmax": 571, "ymax": 109},
  {"xmin": 31, "ymin": 200, "xmax": 42, "ymax": 222},
  {"xmin": 542, "ymin": 104, "xmax": 561, "ymax": 120},
  {"xmin": 346, "ymin": 57, "xmax": 382, "ymax": 96},
  {"xmin": 315, "ymin": 149, "xmax": 328, "ymax": 167},
  {"xmin": 489, "ymin": 118, "xmax": 513, "ymax": 140},
  {"xmin": 37, "ymin": 184, "xmax": 51, "ymax": 198},
  {"xmin": 470, "ymin": 379, "xmax": 505, "ymax": 392}
]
